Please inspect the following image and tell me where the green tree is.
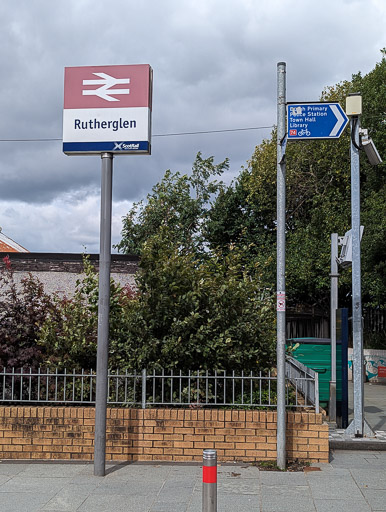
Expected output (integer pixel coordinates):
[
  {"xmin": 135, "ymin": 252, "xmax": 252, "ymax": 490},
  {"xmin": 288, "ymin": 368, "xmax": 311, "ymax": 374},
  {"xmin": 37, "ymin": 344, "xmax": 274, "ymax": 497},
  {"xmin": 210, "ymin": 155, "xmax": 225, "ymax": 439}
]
[
  {"xmin": 115, "ymin": 152, "xmax": 228, "ymax": 256},
  {"xmin": 115, "ymin": 153, "xmax": 276, "ymax": 372},
  {"xmin": 207, "ymin": 54, "xmax": 386, "ymax": 313}
]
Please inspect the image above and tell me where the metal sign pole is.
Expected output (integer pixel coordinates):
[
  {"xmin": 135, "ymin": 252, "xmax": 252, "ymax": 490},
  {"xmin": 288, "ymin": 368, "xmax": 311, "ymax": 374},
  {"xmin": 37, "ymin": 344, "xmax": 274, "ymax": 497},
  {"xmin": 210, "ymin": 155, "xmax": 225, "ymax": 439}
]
[
  {"xmin": 349, "ymin": 116, "xmax": 364, "ymax": 436},
  {"xmin": 94, "ymin": 152, "xmax": 113, "ymax": 476},
  {"xmin": 329, "ymin": 233, "xmax": 339, "ymax": 422},
  {"xmin": 344, "ymin": 117, "xmax": 373, "ymax": 437},
  {"xmin": 276, "ymin": 61, "xmax": 286, "ymax": 470}
]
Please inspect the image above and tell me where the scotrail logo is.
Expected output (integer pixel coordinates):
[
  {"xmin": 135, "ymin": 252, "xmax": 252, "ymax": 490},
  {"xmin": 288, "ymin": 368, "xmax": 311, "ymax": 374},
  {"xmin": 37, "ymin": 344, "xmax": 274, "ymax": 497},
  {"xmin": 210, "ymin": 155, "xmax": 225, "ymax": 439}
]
[
  {"xmin": 113, "ymin": 142, "xmax": 140, "ymax": 150},
  {"xmin": 82, "ymin": 73, "xmax": 130, "ymax": 102}
]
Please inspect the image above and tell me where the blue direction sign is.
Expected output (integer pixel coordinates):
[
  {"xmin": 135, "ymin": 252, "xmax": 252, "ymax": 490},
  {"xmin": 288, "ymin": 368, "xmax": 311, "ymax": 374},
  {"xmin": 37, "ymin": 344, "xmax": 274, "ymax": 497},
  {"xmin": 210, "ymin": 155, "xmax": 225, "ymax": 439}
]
[{"xmin": 287, "ymin": 102, "xmax": 348, "ymax": 140}]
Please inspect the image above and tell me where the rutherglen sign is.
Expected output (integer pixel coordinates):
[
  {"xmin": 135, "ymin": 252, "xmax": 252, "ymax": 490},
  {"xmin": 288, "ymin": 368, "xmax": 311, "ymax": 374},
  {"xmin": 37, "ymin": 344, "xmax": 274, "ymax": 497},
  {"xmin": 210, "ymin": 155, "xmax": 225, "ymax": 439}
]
[
  {"xmin": 62, "ymin": 64, "xmax": 153, "ymax": 475},
  {"xmin": 63, "ymin": 64, "xmax": 152, "ymax": 155}
]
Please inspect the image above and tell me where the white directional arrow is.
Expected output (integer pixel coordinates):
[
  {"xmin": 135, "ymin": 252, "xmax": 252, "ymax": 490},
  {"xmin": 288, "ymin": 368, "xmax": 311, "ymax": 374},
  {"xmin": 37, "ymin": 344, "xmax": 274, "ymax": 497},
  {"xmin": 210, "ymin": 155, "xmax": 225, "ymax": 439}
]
[
  {"xmin": 82, "ymin": 72, "xmax": 130, "ymax": 102},
  {"xmin": 329, "ymin": 104, "xmax": 346, "ymax": 137}
]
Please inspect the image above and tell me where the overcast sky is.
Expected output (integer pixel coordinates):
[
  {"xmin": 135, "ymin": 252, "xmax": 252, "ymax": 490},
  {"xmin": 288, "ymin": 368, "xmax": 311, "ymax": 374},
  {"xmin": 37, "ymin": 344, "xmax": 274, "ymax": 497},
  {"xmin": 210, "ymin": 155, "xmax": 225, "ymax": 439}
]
[{"xmin": 0, "ymin": 0, "xmax": 384, "ymax": 253}]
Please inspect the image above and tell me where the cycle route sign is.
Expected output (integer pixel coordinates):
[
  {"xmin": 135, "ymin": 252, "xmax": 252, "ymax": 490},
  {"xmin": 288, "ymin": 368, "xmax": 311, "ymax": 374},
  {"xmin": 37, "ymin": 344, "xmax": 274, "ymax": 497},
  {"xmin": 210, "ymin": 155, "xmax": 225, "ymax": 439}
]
[
  {"xmin": 63, "ymin": 64, "xmax": 153, "ymax": 155},
  {"xmin": 287, "ymin": 102, "xmax": 348, "ymax": 140}
]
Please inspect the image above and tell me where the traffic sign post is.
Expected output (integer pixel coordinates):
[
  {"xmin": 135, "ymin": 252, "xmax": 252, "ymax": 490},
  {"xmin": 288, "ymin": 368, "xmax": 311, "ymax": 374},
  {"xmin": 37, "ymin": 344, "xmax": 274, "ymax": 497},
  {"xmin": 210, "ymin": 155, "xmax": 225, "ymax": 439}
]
[
  {"xmin": 63, "ymin": 64, "xmax": 152, "ymax": 476},
  {"xmin": 286, "ymin": 99, "xmax": 348, "ymax": 430},
  {"xmin": 276, "ymin": 62, "xmax": 287, "ymax": 471},
  {"xmin": 287, "ymin": 102, "xmax": 348, "ymax": 140}
]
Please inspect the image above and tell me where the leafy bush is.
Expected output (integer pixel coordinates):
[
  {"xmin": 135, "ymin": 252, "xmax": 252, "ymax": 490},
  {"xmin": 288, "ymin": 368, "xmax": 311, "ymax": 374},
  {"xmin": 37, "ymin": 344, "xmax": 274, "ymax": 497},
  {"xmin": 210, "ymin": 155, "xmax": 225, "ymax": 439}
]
[
  {"xmin": 38, "ymin": 256, "xmax": 137, "ymax": 371},
  {"xmin": 0, "ymin": 256, "xmax": 54, "ymax": 370},
  {"xmin": 37, "ymin": 241, "xmax": 276, "ymax": 374},
  {"xmin": 119, "ymin": 230, "xmax": 276, "ymax": 373}
]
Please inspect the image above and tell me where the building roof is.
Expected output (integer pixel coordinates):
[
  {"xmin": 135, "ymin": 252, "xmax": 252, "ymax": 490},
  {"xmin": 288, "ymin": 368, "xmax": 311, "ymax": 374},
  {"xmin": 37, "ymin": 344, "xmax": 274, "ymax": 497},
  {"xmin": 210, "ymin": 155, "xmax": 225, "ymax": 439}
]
[{"xmin": 0, "ymin": 229, "xmax": 29, "ymax": 253}]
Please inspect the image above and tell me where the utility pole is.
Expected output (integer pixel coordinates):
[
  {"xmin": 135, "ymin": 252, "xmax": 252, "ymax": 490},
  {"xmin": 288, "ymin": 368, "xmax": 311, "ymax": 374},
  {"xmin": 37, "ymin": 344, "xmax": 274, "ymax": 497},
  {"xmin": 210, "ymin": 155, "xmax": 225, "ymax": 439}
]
[{"xmin": 276, "ymin": 62, "xmax": 287, "ymax": 470}]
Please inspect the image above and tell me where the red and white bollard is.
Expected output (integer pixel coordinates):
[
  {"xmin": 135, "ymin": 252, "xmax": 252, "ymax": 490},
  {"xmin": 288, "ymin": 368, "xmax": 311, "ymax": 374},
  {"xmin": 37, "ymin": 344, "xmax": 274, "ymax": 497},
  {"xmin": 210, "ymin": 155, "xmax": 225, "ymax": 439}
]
[{"xmin": 202, "ymin": 449, "xmax": 217, "ymax": 512}]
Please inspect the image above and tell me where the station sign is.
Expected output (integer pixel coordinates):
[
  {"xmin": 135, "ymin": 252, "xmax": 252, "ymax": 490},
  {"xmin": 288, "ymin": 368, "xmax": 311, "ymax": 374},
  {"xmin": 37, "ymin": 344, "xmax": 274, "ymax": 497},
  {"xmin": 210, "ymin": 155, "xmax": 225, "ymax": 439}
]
[
  {"xmin": 63, "ymin": 64, "xmax": 152, "ymax": 155},
  {"xmin": 287, "ymin": 102, "xmax": 348, "ymax": 140}
]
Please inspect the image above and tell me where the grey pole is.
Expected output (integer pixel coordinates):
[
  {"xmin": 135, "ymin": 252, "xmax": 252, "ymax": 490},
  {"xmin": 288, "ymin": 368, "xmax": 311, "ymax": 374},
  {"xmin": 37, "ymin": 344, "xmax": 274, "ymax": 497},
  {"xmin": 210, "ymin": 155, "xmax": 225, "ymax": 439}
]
[
  {"xmin": 202, "ymin": 449, "xmax": 217, "ymax": 512},
  {"xmin": 276, "ymin": 61, "xmax": 286, "ymax": 470},
  {"xmin": 141, "ymin": 369, "xmax": 147, "ymax": 409},
  {"xmin": 329, "ymin": 233, "xmax": 339, "ymax": 423},
  {"xmin": 344, "ymin": 117, "xmax": 374, "ymax": 437},
  {"xmin": 344, "ymin": 110, "xmax": 373, "ymax": 438},
  {"xmin": 94, "ymin": 152, "xmax": 113, "ymax": 476},
  {"xmin": 349, "ymin": 116, "xmax": 364, "ymax": 436}
]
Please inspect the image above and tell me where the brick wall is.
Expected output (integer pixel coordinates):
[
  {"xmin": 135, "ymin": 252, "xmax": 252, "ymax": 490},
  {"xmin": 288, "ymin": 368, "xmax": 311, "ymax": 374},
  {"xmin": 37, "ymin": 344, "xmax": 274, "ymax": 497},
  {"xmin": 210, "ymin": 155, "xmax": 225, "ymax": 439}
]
[{"xmin": 0, "ymin": 407, "xmax": 329, "ymax": 463}]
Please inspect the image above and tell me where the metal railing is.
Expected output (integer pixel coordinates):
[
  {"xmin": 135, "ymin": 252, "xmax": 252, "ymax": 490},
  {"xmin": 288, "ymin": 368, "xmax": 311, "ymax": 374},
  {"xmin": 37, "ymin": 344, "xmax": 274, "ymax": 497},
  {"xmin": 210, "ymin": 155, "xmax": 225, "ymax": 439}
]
[
  {"xmin": 0, "ymin": 366, "xmax": 318, "ymax": 410},
  {"xmin": 285, "ymin": 357, "xmax": 319, "ymax": 413}
]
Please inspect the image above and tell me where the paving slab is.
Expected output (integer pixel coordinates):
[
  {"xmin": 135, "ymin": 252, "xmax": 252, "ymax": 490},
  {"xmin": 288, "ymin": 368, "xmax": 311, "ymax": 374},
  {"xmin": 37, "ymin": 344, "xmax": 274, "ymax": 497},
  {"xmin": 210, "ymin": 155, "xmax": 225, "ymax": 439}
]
[
  {"xmin": 362, "ymin": 489, "xmax": 386, "ymax": 511},
  {"xmin": 314, "ymin": 498, "xmax": 372, "ymax": 512},
  {"xmin": 41, "ymin": 488, "xmax": 88, "ymax": 511},
  {"xmin": 350, "ymin": 467, "xmax": 386, "ymax": 489},
  {"xmin": 0, "ymin": 492, "xmax": 54, "ymax": 512},
  {"xmin": 218, "ymin": 478, "xmax": 260, "ymax": 495},
  {"xmin": 260, "ymin": 470, "xmax": 308, "ymax": 485},
  {"xmin": 22, "ymin": 464, "xmax": 86, "ymax": 478},
  {"xmin": 261, "ymin": 484, "xmax": 316, "ymax": 512},
  {"xmin": 151, "ymin": 502, "xmax": 190, "ymax": 512},
  {"xmin": 77, "ymin": 493, "xmax": 155, "ymax": 512},
  {"xmin": 306, "ymin": 473, "xmax": 365, "ymax": 500},
  {"xmin": 186, "ymin": 491, "xmax": 259, "ymax": 512},
  {"xmin": 0, "ymin": 462, "xmax": 30, "ymax": 475},
  {"xmin": 0, "ymin": 473, "xmax": 12, "ymax": 485},
  {"xmin": 0, "ymin": 476, "xmax": 72, "ymax": 495},
  {"xmin": 92, "ymin": 479, "xmax": 162, "ymax": 496}
]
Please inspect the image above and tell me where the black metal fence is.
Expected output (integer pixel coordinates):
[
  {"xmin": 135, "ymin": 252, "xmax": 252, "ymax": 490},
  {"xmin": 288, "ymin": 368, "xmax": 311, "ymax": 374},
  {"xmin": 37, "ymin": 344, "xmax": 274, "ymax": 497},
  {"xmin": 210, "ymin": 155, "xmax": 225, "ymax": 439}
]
[{"xmin": 0, "ymin": 363, "xmax": 319, "ymax": 411}]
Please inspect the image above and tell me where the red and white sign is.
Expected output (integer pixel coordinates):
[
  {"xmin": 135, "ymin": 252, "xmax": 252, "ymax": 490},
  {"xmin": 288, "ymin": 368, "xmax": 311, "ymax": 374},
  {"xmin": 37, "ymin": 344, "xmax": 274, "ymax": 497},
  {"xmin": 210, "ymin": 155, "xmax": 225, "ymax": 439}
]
[
  {"xmin": 63, "ymin": 64, "xmax": 152, "ymax": 155},
  {"xmin": 277, "ymin": 291, "xmax": 286, "ymax": 312}
]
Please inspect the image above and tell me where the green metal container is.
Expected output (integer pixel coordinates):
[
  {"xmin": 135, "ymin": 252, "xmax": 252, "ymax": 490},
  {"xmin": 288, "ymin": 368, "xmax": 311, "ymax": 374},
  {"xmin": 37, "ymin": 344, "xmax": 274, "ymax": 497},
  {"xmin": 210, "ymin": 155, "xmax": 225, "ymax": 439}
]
[{"xmin": 287, "ymin": 338, "xmax": 342, "ymax": 409}]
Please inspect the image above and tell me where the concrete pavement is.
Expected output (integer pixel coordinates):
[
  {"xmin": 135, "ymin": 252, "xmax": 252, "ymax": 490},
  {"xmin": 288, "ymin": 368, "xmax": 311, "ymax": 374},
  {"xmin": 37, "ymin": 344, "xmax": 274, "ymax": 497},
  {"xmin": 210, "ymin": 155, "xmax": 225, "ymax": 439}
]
[
  {"xmin": 358, "ymin": 382, "xmax": 386, "ymax": 432},
  {"xmin": 329, "ymin": 381, "xmax": 386, "ymax": 449},
  {"xmin": 0, "ymin": 450, "xmax": 386, "ymax": 511}
]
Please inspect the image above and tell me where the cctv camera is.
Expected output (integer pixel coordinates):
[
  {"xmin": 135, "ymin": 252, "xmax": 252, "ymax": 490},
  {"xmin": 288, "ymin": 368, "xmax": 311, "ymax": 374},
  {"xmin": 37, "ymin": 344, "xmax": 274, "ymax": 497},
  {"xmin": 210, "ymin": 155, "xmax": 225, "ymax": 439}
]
[{"xmin": 360, "ymin": 129, "xmax": 382, "ymax": 165}]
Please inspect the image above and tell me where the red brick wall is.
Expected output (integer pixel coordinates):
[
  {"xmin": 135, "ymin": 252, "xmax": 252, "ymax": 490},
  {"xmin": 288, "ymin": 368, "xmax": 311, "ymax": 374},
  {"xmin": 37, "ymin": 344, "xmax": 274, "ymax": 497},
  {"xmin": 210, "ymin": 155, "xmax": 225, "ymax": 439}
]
[{"xmin": 0, "ymin": 407, "xmax": 329, "ymax": 463}]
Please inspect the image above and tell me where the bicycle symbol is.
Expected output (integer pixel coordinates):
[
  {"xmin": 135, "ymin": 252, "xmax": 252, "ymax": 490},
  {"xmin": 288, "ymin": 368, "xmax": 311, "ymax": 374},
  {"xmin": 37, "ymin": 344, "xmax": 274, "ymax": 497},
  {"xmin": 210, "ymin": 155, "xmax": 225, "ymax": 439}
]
[{"xmin": 297, "ymin": 129, "xmax": 311, "ymax": 137}]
